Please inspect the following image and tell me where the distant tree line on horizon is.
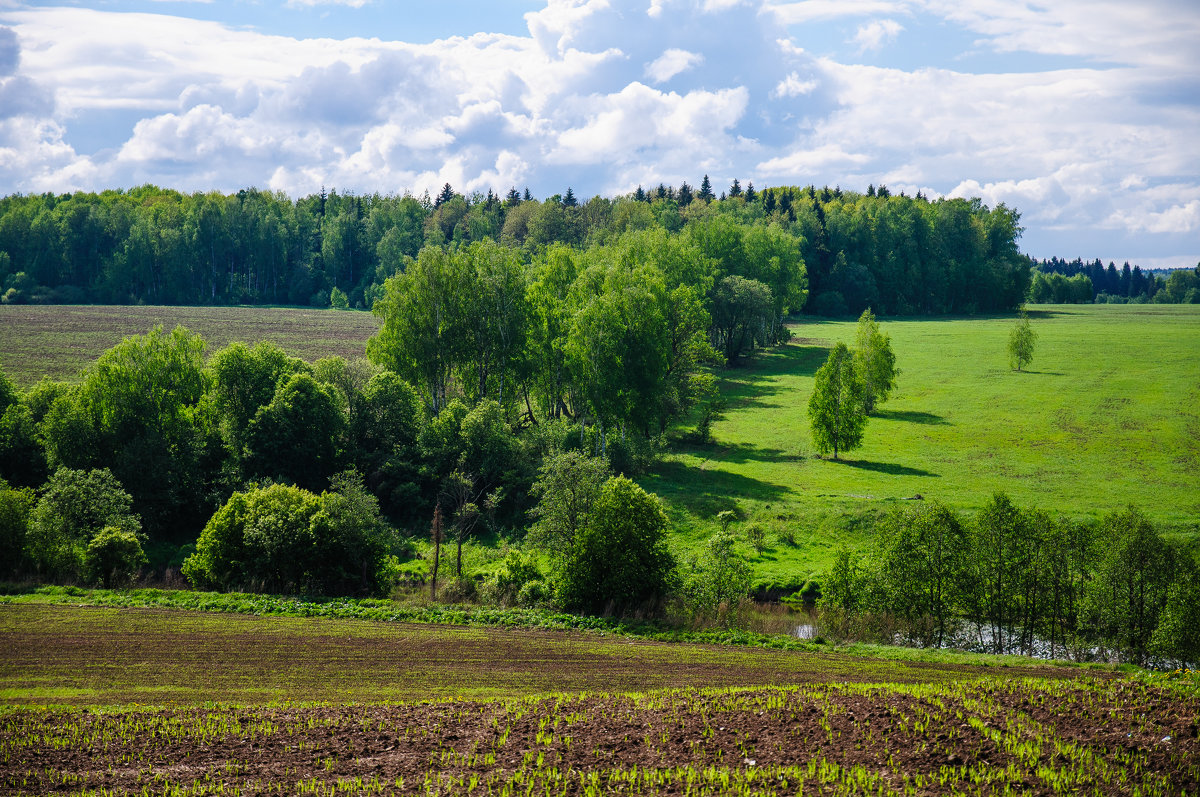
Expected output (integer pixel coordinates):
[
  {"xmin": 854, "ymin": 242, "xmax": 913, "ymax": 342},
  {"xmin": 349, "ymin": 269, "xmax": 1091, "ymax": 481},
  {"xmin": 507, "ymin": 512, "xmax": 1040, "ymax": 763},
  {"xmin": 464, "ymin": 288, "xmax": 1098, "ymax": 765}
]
[
  {"xmin": 0, "ymin": 180, "xmax": 1029, "ymax": 317},
  {"xmin": 1028, "ymin": 256, "xmax": 1200, "ymax": 305}
]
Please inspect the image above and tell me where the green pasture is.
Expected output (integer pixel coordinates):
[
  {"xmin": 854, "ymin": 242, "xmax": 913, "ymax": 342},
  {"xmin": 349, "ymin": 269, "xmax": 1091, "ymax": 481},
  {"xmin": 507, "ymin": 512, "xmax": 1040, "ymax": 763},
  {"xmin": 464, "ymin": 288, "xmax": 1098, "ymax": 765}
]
[{"xmin": 653, "ymin": 304, "xmax": 1200, "ymax": 588}]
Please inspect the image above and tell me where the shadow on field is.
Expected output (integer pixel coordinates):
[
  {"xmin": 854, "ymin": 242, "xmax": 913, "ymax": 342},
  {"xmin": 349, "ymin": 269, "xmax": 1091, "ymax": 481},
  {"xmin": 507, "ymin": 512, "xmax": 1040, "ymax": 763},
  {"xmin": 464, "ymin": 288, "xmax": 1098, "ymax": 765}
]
[
  {"xmin": 874, "ymin": 409, "xmax": 950, "ymax": 425},
  {"xmin": 704, "ymin": 441, "xmax": 801, "ymax": 465},
  {"xmin": 720, "ymin": 341, "xmax": 831, "ymax": 409},
  {"xmin": 839, "ymin": 459, "xmax": 939, "ymax": 478},
  {"xmin": 646, "ymin": 459, "xmax": 789, "ymax": 510}
]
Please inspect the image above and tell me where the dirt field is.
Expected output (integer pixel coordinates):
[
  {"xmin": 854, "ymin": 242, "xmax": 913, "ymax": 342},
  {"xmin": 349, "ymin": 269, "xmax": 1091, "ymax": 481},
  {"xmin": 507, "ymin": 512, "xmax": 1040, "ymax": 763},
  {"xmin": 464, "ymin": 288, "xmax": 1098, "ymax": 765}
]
[
  {"xmin": 2, "ymin": 603, "xmax": 1197, "ymax": 794},
  {"xmin": 3, "ymin": 681, "xmax": 1196, "ymax": 795}
]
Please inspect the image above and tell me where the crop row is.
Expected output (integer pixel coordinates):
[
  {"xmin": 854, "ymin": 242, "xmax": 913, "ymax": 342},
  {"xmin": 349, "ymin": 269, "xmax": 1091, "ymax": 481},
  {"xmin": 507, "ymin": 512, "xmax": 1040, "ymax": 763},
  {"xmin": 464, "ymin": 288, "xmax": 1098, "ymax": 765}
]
[{"xmin": 2, "ymin": 677, "xmax": 1195, "ymax": 796}]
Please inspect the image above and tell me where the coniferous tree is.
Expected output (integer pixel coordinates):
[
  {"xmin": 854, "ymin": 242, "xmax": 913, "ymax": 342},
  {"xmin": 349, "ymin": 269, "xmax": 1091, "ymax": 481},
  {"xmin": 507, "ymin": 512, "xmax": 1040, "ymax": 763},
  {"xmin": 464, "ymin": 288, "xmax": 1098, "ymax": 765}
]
[
  {"xmin": 744, "ymin": 182, "xmax": 756, "ymax": 202},
  {"xmin": 563, "ymin": 187, "xmax": 577, "ymax": 208},
  {"xmin": 698, "ymin": 175, "xmax": 714, "ymax": 203},
  {"xmin": 728, "ymin": 179, "xmax": 742, "ymax": 198}
]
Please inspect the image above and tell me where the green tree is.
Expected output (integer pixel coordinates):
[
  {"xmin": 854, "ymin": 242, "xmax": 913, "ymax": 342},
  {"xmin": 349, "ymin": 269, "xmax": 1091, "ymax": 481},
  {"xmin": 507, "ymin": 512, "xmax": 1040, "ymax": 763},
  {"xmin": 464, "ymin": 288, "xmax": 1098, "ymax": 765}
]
[
  {"xmin": 1087, "ymin": 507, "xmax": 1175, "ymax": 664},
  {"xmin": 1008, "ymin": 307, "xmax": 1037, "ymax": 371},
  {"xmin": 25, "ymin": 467, "xmax": 140, "ymax": 582},
  {"xmin": 1150, "ymin": 546, "xmax": 1200, "ymax": 667},
  {"xmin": 0, "ymin": 485, "xmax": 34, "ymax": 578},
  {"xmin": 207, "ymin": 341, "xmax": 310, "ymax": 466},
  {"xmin": 852, "ymin": 308, "xmax": 898, "ymax": 414},
  {"xmin": 243, "ymin": 373, "xmax": 345, "ymax": 491},
  {"xmin": 83, "ymin": 525, "xmax": 148, "ymax": 588},
  {"xmin": 527, "ymin": 449, "xmax": 612, "ymax": 562},
  {"xmin": 557, "ymin": 476, "xmax": 676, "ymax": 615},
  {"xmin": 682, "ymin": 530, "xmax": 752, "ymax": 626},
  {"xmin": 874, "ymin": 502, "xmax": 968, "ymax": 647},
  {"xmin": 807, "ymin": 342, "xmax": 868, "ymax": 459}
]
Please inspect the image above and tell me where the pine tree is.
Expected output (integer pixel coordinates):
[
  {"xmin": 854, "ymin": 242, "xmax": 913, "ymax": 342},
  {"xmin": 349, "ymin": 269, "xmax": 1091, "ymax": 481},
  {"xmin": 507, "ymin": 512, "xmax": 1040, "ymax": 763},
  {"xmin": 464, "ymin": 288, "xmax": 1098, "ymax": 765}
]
[
  {"xmin": 634, "ymin": 185, "xmax": 647, "ymax": 202},
  {"xmin": 563, "ymin": 187, "xmax": 577, "ymax": 207},
  {"xmin": 523, "ymin": 187, "xmax": 533, "ymax": 201},
  {"xmin": 505, "ymin": 186, "xmax": 520, "ymax": 206},
  {"xmin": 677, "ymin": 182, "xmax": 694, "ymax": 206},
  {"xmin": 728, "ymin": 178, "xmax": 742, "ymax": 197},
  {"xmin": 698, "ymin": 175, "xmax": 714, "ymax": 203},
  {"xmin": 744, "ymin": 182, "xmax": 756, "ymax": 202}
]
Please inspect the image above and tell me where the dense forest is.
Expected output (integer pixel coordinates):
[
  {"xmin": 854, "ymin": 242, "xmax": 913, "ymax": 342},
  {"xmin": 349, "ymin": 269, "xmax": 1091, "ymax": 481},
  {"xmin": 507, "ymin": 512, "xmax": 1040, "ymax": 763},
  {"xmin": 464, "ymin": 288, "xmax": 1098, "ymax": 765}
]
[
  {"xmin": 1028, "ymin": 256, "xmax": 1200, "ymax": 304},
  {"xmin": 0, "ymin": 181, "xmax": 1030, "ymax": 317}
]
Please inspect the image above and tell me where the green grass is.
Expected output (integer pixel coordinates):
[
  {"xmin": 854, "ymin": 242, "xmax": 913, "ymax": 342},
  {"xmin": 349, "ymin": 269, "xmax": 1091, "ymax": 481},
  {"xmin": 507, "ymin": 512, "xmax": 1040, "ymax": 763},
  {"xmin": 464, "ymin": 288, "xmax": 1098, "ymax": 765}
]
[
  {"xmin": 0, "ymin": 304, "xmax": 378, "ymax": 386},
  {"xmin": 650, "ymin": 304, "xmax": 1200, "ymax": 589}
]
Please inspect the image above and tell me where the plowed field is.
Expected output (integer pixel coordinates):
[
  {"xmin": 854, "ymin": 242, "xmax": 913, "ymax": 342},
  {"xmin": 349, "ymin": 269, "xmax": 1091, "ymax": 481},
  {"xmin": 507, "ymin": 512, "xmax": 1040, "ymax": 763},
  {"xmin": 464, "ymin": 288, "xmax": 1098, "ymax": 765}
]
[
  {"xmin": 2, "ymin": 603, "xmax": 1197, "ymax": 795},
  {"xmin": 3, "ymin": 681, "xmax": 1196, "ymax": 795}
]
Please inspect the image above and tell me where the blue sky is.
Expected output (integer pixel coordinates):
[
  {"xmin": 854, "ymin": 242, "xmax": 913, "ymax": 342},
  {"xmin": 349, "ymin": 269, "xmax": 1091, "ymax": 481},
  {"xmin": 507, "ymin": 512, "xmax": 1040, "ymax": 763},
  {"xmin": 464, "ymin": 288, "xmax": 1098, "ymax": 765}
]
[{"xmin": 0, "ymin": 0, "xmax": 1197, "ymax": 266}]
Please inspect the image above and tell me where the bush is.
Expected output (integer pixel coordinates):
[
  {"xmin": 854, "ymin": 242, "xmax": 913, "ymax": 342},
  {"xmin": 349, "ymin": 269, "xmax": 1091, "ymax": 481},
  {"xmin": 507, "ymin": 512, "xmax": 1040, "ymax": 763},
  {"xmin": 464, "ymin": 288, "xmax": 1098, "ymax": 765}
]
[
  {"xmin": 25, "ymin": 468, "xmax": 140, "ymax": 582},
  {"xmin": 83, "ymin": 526, "xmax": 148, "ymax": 588},
  {"xmin": 517, "ymin": 579, "xmax": 549, "ymax": 607},
  {"xmin": 183, "ymin": 474, "xmax": 399, "ymax": 597},
  {"xmin": 0, "ymin": 486, "xmax": 34, "ymax": 578},
  {"xmin": 557, "ymin": 476, "xmax": 676, "ymax": 615}
]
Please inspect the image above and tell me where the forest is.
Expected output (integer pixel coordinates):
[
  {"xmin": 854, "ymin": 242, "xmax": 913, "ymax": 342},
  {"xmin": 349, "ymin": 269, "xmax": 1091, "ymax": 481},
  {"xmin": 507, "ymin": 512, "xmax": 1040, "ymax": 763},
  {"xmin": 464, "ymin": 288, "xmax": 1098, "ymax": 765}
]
[
  {"xmin": 1028, "ymin": 256, "xmax": 1200, "ymax": 305},
  {"xmin": 0, "ymin": 181, "xmax": 1031, "ymax": 317}
]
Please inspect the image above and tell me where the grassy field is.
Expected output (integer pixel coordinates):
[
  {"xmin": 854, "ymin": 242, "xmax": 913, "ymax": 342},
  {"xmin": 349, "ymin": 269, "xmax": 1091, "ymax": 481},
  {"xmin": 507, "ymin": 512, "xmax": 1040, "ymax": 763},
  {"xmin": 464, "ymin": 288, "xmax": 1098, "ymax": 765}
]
[
  {"xmin": 1, "ymin": 303, "xmax": 1196, "ymax": 590},
  {"xmin": 1, "ymin": 601, "xmax": 1196, "ymax": 795},
  {"xmin": 653, "ymin": 304, "xmax": 1200, "ymax": 588},
  {"xmin": 0, "ymin": 304, "xmax": 378, "ymax": 386}
]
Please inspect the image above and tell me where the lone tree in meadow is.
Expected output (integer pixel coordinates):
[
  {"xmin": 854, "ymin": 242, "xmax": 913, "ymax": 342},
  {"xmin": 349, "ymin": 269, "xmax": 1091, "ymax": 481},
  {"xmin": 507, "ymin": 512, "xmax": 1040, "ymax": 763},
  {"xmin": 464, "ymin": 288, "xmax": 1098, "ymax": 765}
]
[
  {"xmin": 853, "ymin": 308, "xmax": 897, "ymax": 414},
  {"xmin": 808, "ymin": 342, "xmax": 868, "ymax": 460},
  {"xmin": 1008, "ymin": 307, "xmax": 1037, "ymax": 371}
]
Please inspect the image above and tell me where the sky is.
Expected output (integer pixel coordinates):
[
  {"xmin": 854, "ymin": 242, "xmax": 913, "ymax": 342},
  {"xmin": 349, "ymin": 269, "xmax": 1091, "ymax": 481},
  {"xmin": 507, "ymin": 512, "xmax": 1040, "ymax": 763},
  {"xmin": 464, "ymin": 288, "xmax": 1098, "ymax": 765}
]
[{"xmin": 0, "ymin": 0, "xmax": 1197, "ymax": 266}]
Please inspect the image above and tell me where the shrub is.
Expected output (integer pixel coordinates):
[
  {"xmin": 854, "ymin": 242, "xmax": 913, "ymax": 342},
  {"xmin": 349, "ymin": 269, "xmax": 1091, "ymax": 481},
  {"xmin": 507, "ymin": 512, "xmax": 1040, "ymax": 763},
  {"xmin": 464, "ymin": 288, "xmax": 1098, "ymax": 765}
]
[
  {"xmin": 83, "ymin": 526, "xmax": 147, "ymax": 588},
  {"xmin": 557, "ymin": 476, "xmax": 676, "ymax": 615}
]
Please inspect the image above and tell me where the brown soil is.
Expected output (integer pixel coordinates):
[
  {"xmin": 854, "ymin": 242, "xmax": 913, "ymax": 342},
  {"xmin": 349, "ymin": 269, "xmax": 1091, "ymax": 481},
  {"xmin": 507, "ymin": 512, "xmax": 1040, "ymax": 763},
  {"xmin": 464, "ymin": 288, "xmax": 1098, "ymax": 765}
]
[{"xmin": 3, "ymin": 681, "xmax": 1196, "ymax": 795}]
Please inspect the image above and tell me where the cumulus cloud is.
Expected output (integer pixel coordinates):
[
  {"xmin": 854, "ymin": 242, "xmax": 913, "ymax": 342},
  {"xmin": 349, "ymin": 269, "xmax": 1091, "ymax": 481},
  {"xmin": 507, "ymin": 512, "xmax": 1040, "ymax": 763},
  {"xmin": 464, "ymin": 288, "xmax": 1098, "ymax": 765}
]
[
  {"xmin": 850, "ymin": 19, "xmax": 902, "ymax": 52},
  {"xmin": 644, "ymin": 49, "xmax": 704, "ymax": 83},
  {"xmin": 0, "ymin": 0, "xmax": 1196, "ymax": 260}
]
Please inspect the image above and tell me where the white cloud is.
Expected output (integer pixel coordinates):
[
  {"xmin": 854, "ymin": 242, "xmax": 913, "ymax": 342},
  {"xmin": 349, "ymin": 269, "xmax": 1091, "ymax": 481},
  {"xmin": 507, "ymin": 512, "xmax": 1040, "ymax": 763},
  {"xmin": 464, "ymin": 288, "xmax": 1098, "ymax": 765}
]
[
  {"xmin": 0, "ymin": 0, "xmax": 1196, "ymax": 262},
  {"xmin": 644, "ymin": 48, "xmax": 703, "ymax": 83},
  {"xmin": 766, "ymin": 0, "xmax": 909, "ymax": 25},
  {"xmin": 771, "ymin": 72, "xmax": 817, "ymax": 97},
  {"xmin": 850, "ymin": 19, "xmax": 902, "ymax": 53},
  {"xmin": 286, "ymin": 0, "xmax": 370, "ymax": 7}
]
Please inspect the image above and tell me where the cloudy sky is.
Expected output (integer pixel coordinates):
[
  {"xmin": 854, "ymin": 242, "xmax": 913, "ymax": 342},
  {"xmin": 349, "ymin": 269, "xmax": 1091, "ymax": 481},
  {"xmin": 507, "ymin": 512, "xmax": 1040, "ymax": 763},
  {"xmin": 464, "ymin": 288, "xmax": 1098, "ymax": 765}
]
[{"xmin": 1, "ymin": 0, "xmax": 1197, "ymax": 265}]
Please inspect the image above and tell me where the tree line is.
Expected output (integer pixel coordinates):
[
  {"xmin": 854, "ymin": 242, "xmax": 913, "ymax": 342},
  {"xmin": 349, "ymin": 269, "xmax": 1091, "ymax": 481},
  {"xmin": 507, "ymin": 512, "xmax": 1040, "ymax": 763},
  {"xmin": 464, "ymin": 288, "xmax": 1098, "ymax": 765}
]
[
  {"xmin": 1028, "ymin": 257, "xmax": 1200, "ymax": 305},
  {"xmin": 820, "ymin": 497, "xmax": 1199, "ymax": 668},
  {"xmin": 0, "ymin": 181, "xmax": 1030, "ymax": 317}
]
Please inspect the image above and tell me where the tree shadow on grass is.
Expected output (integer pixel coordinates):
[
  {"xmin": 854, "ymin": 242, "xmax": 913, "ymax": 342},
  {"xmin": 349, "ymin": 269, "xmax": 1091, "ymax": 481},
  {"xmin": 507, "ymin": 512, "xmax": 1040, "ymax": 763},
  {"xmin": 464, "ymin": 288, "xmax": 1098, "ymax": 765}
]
[
  {"xmin": 874, "ymin": 409, "xmax": 950, "ymax": 425},
  {"xmin": 837, "ymin": 459, "xmax": 940, "ymax": 478},
  {"xmin": 644, "ymin": 458, "xmax": 790, "ymax": 517},
  {"xmin": 677, "ymin": 441, "xmax": 803, "ymax": 465}
]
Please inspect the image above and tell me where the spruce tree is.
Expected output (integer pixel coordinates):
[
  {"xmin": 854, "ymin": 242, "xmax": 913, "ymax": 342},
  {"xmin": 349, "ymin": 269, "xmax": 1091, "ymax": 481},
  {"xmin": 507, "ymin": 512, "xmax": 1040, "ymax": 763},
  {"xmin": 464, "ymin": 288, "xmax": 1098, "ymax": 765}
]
[{"xmin": 698, "ymin": 175, "xmax": 714, "ymax": 202}]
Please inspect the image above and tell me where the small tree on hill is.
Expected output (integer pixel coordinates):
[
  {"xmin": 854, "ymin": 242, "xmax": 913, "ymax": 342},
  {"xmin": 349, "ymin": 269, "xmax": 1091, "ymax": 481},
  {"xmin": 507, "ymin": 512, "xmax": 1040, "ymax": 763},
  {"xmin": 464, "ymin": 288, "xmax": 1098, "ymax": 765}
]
[
  {"xmin": 808, "ymin": 342, "xmax": 868, "ymax": 460},
  {"xmin": 1008, "ymin": 307, "xmax": 1037, "ymax": 371}
]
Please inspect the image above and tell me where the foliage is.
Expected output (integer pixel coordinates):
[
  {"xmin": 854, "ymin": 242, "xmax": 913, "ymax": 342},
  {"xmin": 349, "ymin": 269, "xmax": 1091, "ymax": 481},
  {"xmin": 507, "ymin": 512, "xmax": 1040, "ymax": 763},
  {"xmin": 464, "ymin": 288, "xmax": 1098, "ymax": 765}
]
[
  {"xmin": 83, "ymin": 525, "xmax": 148, "ymax": 588},
  {"xmin": 681, "ymin": 530, "xmax": 752, "ymax": 625},
  {"xmin": 0, "ymin": 485, "xmax": 34, "ymax": 578},
  {"xmin": 25, "ymin": 467, "xmax": 140, "ymax": 582},
  {"xmin": 1008, "ymin": 307, "xmax": 1037, "ymax": 371},
  {"xmin": 1088, "ymin": 507, "xmax": 1176, "ymax": 663},
  {"xmin": 852, "ymin": 308, "xmax": 897, "ymax": 414},
  {"xmin": 243, "ymin": 372, "xmax": 345, "ymax": 491},
  {"xmin": 40, "ymin": 325, "xmax": 206, "ymax": 539},
  {"xmin": 182, "ymin": 475, "xmax": 398, "ymax": 597},
  {"xmin": 527, "ymin": 449, "xmax": 612, "ymax": 562},
  {"xmin": 807, "ymin": 342, "xmax": 868, "ymax": 459},
  {"xmin": 557, "ymin": 476, "xmax": 676, "ymax": 615}
]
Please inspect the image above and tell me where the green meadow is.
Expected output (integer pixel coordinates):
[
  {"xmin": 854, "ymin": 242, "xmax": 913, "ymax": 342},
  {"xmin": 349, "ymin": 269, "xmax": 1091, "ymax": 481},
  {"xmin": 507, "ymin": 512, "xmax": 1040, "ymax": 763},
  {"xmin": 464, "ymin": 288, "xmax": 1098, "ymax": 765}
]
[{"xmin": 651, "ymin": 304, "xmax": 1200, "ymax": 588}]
